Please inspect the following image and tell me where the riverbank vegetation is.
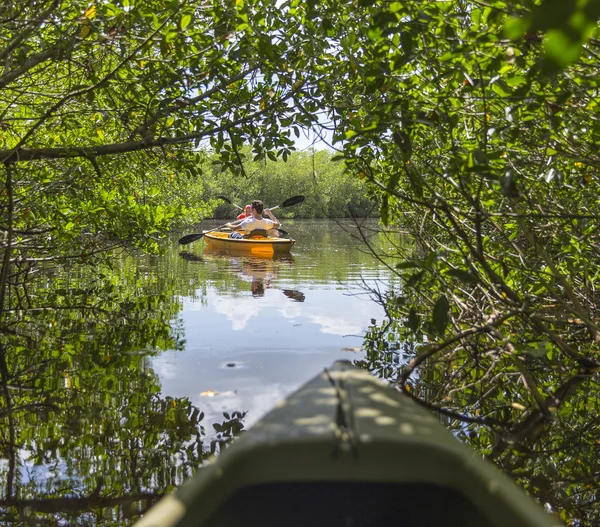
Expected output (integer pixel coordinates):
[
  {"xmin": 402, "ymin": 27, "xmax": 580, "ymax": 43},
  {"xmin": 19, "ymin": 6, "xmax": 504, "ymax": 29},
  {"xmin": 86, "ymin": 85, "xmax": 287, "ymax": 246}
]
[
  {"xmin": 1, "ymin": 0, "xmax": 599, "ymax": 524},
  {"xmin": 203, "ymin": 148, "xmax": 375, "ymax": 219},
  {"xmin": 329, "ymin": 2, "xmax": 599, "ymax": 525}
]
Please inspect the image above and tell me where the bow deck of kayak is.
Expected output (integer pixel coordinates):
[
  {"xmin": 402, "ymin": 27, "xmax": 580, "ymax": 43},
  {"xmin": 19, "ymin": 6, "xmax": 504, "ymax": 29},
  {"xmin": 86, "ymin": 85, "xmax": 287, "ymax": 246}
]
[{"xmin": 135, "ymin": 361, "xmax": 557, "ymax": 527}]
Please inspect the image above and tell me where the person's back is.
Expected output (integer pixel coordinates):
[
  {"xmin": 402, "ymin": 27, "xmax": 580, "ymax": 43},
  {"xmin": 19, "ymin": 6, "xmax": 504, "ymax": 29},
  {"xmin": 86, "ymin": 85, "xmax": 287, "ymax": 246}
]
[
  {"xmin": 226, "ymin": 200, "xmax": 280, "ymax": 236},
  {"xmin": 240, "ymin": 217, "xmax": 276, "ymax": 233}
]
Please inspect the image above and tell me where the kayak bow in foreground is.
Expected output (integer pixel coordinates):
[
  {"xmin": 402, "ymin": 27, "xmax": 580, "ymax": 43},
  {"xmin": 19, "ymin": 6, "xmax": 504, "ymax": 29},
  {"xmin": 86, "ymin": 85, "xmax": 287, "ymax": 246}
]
[{"xmin": 135, "ymin": 361, "xmax": 559, "ymax": 527}]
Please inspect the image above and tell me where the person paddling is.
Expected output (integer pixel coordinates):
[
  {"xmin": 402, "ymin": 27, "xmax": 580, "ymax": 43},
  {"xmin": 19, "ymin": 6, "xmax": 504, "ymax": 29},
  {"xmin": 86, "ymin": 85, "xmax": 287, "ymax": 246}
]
[{"xmin": 225, "ymin": 200, "xmax": 280, "ymax": 238}]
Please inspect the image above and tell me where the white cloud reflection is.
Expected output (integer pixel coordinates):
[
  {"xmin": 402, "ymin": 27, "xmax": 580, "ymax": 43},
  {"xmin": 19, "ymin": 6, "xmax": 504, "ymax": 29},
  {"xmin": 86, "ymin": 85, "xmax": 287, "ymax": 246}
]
[{"xmin": 208, "ymin": 286, "xmax": 378, "ymax": 336}]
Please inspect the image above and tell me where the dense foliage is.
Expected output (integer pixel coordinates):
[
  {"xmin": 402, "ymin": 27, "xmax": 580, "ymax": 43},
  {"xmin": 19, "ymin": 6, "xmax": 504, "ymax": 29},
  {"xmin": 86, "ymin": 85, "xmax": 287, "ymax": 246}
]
[
  {"xmin": 204, "ymin": 149, "xmax": 375, "ymax": 219},
  {"xmin": 295, "ymin": 1, "xmax": 599, "ymax": 525},
  {"xmin": 0, "ymin": 1, "xmax": 307, "ymax": 520}
]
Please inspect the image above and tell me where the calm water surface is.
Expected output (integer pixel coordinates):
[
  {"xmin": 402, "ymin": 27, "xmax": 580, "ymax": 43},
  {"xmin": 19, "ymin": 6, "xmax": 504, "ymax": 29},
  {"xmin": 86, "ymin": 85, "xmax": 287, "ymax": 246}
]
[
  {"xmin": 0, "ymin": 218, "xmax": 398, "ymax": 525},
  {"xmin": 156, "ymin": 219, "xmax": 393, "ymax": 428}
]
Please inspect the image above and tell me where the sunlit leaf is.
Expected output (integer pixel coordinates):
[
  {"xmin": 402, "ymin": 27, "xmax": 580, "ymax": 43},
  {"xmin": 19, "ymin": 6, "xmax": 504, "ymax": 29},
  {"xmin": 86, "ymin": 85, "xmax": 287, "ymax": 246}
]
[
  {"xmin": 80, "ymin": 21, "xmax": 91, "ymax": 38},
  {"xmin": 84, "ymin": 4, "xmax": 97, "ymax": 19},
  {"xmin": 181, "ymin": 14, "xmax": 192, "ymax": 30}
]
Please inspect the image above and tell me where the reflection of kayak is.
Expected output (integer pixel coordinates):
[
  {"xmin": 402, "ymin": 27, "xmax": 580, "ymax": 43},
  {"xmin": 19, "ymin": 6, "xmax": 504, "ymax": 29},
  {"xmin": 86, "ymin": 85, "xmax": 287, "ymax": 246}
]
[
  {"xmin": 201, "ymin": 247, "xmax": 300, "ymax": 299},
  {"xmin": 203, "ymin": 230, "xmax": 295, "ymax": 254},
  {"xmin": 135, "ymin": 361, "xmax": 554, "ymax": 527},
  {"xmin": 203, "ymin": 246, "xmax": 294, "ymax": 263},
  {"xmin": 283, "ymin": 289, "xmax": 305, "ymax": 302}
]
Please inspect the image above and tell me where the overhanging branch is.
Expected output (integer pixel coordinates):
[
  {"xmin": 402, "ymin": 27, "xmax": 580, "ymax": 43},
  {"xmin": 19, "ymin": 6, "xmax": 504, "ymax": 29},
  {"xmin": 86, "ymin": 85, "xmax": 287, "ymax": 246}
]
[{"xmin": 0, "ymin": 91, "xmax": 296, "ymax": 164}]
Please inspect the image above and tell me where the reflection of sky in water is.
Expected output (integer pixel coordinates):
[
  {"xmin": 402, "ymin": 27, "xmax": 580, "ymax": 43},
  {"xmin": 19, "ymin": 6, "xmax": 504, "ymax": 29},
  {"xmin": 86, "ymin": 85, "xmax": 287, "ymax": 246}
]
[
  {"xmin": 153, "ymin": 220, "xmax": 397, "ymax": 428},
  {"xmin": 154, "ymin": 284, "xmax": 384, "ymax": 427},
  {"xmin": 195, "ymin": 286, "xmax": 377, "ymax": 334}
]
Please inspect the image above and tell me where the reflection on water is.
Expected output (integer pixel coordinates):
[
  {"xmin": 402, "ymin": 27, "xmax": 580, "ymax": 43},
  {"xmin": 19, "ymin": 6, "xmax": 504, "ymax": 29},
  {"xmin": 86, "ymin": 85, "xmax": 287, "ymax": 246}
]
[
  {"xmin": 154, "ymin": 219, "xmax": 399, "ymax": 432},
  {"xmin": 283, "ymin": 289, "xmax": 305, "ymax": 302},
  {"xmin": 0, "ymin": 219, "xmax": 401, "ymax": 525},
  {"xmin": 202, "ymin": 248, "xmax": 297, "ymax": 298}
]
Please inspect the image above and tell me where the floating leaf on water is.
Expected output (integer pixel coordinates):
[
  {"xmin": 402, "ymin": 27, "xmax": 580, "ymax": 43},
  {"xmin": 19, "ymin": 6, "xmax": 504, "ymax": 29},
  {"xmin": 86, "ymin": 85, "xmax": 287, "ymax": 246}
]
[{"xmin": 200, "ymin": 390, "xmax": 217, "ymax": 397}]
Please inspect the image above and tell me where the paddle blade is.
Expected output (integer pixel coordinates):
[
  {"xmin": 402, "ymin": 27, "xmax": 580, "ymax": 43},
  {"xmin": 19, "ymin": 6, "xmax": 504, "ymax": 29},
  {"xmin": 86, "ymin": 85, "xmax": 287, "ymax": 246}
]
[
  {"xmin": 280, "ymin": 195, "xmax": 305, "ymax": 208},
  {"xmin": 283, "ymin": 289, "xmax": 305, "ymax": 302},
  {"xmin": 178, "ymin": 233, "xmax": 205, "ymax": 245}
]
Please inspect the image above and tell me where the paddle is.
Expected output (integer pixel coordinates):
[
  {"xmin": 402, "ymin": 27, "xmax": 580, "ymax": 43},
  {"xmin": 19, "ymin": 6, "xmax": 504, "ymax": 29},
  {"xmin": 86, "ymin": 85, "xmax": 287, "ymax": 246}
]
[
  {"xmin": 217, "ymin": 195, "xmax": 243, "ymax": 211},
  {"xmin": 266, "ymin": 196, "xmax": 303, "ymax": 239},
  {"xmin": 268, "ymin": 194, "xmax": 305, "ymax": 211},
  {"xmin": 178, "ymin": 223, "xmax": 231, "ymax": 245},
  {"xmin": 217, "ymin": 194, "xmax": 305, "ymax": 212},
  {"xmin": 274, "ymin": 227, "xmax": 289, "ymax": 237}
]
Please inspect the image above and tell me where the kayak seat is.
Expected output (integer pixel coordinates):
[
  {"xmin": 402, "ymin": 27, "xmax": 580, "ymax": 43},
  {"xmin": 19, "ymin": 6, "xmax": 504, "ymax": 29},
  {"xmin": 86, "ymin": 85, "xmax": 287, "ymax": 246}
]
[{"xmin": 243, "ymin": 229, "xmax": 268, "ymax": 239}]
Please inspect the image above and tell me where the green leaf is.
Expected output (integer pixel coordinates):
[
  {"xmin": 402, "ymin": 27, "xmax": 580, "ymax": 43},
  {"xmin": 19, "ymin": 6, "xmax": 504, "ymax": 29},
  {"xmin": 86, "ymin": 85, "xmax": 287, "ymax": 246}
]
[
  {"xmin": 504, "ymin": 17, "xmax": 529, "ymax": 40},
  {"xmin": 396, "ymin": 261, "xmax": 419, "ymax": 270},
  {"xmin": 542, "ymin": 29, "xmax": 584, "ymax": 73},
  {"xmin": 406, "ymin": 270, "xmax": 425, "ymax": 288},
  {"xmin": 380, "ymin": 194, "xmax": 389, "ymax": 226},
  {"xmin": 407, "ymin": 308, "xmax": 420, "ymax": 331},
  {"xmin": 181, "ymin": 14, "xmax": 192, "ymax": 30},
  {"xmin": 387, "ymin": 170, "xmax": 401, "ymax": 192},
  {"xmin": 432, "ymin": 295, "xmax": 449, "ymax": 335},
  {"xmin": 447, "ymin": 269, "xmax": 479, "ymax": 284},
  {"xmin": 521, "ymin": 341, "xmax": 550, "ymax": 359},
  {"xmin": 400, "ymin": 31, "xmax": 413, "ymax": 55}
]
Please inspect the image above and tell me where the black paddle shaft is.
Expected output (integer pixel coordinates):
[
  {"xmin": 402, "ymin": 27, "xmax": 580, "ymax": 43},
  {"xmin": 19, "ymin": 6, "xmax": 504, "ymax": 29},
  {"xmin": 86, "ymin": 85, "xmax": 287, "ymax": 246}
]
[{"xmin": 178, "ymin": 222, "xmax": 229, "ymax": 245}]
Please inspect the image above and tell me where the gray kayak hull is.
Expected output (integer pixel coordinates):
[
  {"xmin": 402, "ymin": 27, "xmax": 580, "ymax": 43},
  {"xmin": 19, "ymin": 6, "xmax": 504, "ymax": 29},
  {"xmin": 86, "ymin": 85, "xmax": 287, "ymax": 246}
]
[{"xmin": 135, "ymin": 361, "xmax": 559, "ymax": 527}]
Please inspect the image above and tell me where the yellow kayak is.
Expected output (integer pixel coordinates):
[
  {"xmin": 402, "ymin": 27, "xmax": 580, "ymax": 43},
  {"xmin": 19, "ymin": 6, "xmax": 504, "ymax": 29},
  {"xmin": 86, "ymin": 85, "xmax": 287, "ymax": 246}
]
[{"xmin": 202, "ymin": 230, "xmax": 295, "ymax": 255}]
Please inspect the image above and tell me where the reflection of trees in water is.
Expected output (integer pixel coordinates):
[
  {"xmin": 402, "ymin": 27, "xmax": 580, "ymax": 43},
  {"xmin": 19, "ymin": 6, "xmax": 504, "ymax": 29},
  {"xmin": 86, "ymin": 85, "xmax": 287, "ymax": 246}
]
[{"xmin": 0, "ymin": 264, "xmax": 245, "ymax": 525}]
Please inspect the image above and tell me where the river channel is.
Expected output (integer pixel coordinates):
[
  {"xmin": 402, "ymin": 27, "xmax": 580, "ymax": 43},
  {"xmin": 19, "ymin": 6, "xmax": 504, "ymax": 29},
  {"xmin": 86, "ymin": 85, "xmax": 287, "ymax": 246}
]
[
  {"xmin": 0, "ymin": 218, "xmax": 400, "ymax": 525},
  {"xmin": 156, "ymin": 218, "xmax": 396, "ymax": 429}
]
